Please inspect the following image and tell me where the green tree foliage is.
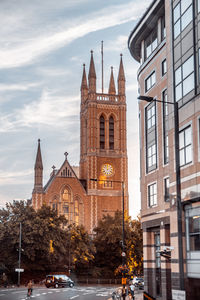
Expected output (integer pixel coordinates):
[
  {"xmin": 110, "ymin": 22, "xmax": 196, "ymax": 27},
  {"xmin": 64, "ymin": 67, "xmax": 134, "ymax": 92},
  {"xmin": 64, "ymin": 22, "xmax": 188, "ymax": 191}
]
[
  {"xmin": 93, "ymin": 211, "xmax": 143, "ymax": 278},
  {"xmin": 68, "ymin": 224, "xmax": 95, "ymax": 275},
  {"xmin": 0, "ymin": 201, "xmax": 94, "ymax": 280}
]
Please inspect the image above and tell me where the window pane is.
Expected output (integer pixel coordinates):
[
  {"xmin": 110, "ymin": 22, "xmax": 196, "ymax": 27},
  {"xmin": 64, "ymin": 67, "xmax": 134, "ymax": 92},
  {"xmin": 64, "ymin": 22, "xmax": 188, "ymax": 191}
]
[
  {"xmin": 181, "ymin": 6, "xmax": 193, "ymax": 31},
  {"xmin": 146, "ymin": 44, "xmax": 151, "ymax": 58},
  {"xmin": 185, "ymin": 145, "xmax": 192, "ymax": 163},
  {"xmin": 151, "ymin": 72, "xmax": 156, "ymax": 85},
  {"xmin": 174, "ymin": 20, "xmax": 181, "ymax": 39},
  {"xmin": 185, "ymin": 127, "xmax": 191, "ymax": 145},
  {"xmin": 175, "ymin": 83, "xmax": 182, "ymax": 101},
  {"xmin": 180, "ymin": 148, "xmax": 185, "ymax": 166},
  {"xmin": 179, "ymin": 131, "xmax": 184, "ymax": 148},
  {"xmin": 183, "ymin": 73, "xmax": 194, "ymax": 96},
  {"xmin": 175, "ymin": 67, "xmax": 182, "ymax": 85},
  {"xmin": 183, "ymin": 56, "xmax": 194, "ymax": 79},
  {"xmin": 174, "ymin": 4, "xmax": 180, "ymax": 23},
  {"xmin": 152, "ymin": 38, "xmax": 158, "ymax": 51},
  {"xmin": 181, "ymin": 0, "xmax": 192, "ymax": 14},
  {"xmin": 198, "ymin": 0, "xmax": 200, "ymax": 13}
]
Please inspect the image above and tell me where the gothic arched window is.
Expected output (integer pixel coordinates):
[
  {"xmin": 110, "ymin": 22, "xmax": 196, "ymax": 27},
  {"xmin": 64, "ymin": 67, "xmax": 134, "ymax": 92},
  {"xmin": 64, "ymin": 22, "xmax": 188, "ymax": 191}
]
[
  {"xmin": 100, "ymin": 116, "xmax": 105, "ymax": 149},
  {"xmin": 109, "ymin": 116, "xmax": 114, "ymax": 150},
  {"xmin": 62, "ymin": 187, "xmax": 71, "ymax": 220}
]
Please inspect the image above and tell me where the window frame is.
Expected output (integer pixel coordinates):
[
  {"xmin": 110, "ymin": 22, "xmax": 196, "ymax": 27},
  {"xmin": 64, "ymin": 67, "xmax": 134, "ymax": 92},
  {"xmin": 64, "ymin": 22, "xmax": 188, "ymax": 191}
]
[
  {"xmin": 162, "ymin": 89, "xmax": 169, "ymax": 164},
  {"xmin": 100, "ymin": 115, "xmax": 105, "ymax": 149},
  {"xmin": 144, "ymin": 28, "xmax": 158, "ymax": 60},
  {"xmin": 175, "ymin": 55, "xmax": 195, "ymax": 102},
  {"xmin": 164, "ymin": 177, "xmax": 170, "ymax": 202},
  {"xmin": 148, "ymin": 182, "xmax": 157, "ymax": 207},
  {"xmin": 162, "ymin": 59, "xmax": 167, "ymax": 77},
  {"xmin": 179, "ymin": 125, "xmax": 192, "ymax": 166},
  {"xmin": 173, "ymin": 0, "xmax": 193, "ymax": 40},
  {"xmin": 109, "ymin": 116, "xmax": 114, "ymax": 150},
  {"xmin": 145, "ymin": 71, "xmax": 156, "ymax": 92}
]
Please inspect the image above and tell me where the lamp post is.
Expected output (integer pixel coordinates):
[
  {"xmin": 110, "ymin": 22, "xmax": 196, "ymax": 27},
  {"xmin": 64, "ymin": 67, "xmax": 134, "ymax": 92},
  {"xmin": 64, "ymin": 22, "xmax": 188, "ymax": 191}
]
[
  {"xmin": 18, "ymin": 222, "xmax": 22, "ymax": 287},
  {"xmin": 138, "ymin": 95, "xmax": 184, "ymax": 290},
  {"xmin": 90, "ymin": 178, "xmax": 127, "ymax": 299}
]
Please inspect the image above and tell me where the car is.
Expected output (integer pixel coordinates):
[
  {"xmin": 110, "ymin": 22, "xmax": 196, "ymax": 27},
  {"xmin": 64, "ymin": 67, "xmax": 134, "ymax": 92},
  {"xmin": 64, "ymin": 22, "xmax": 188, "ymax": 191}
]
[
  {"xmin": 45, "ymin": 274, "xmax": 74, "ymax": 288},
  {"xmin": 132, "ymin": 277, "xmax": 144, "ymax": 288}
]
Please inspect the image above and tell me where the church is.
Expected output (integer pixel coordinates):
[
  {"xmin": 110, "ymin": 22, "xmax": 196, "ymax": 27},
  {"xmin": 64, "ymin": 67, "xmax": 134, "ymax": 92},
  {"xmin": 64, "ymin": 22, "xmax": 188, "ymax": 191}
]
[{"xmin": 32, "ymin": 51, "xmax": 128, "ymax": 234}]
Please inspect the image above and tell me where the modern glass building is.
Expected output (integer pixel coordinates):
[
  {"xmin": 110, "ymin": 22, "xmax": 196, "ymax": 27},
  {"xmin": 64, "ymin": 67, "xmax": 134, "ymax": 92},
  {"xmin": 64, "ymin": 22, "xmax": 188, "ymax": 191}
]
[{"xmin": 128, "ymin": 0, "xmax": 200, "ymax": 299}]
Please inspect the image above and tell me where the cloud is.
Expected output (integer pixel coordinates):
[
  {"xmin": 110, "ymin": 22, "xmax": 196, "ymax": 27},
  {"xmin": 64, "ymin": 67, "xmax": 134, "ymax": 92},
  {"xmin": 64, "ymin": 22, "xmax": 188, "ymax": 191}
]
[
  {"xmin": 0, "ymin": 82, "xmax": 40, "ymax": 92},
  {"xmin": 0, "ymin": 0, "xmax": 151, "ymax": 68},
  {"xmin": 0, "ymin": 169, "xmax": 33, "ymax": 186},
  {"xmin": 0, "ymin": 88, "xmax": 80, "ymax": 132}
]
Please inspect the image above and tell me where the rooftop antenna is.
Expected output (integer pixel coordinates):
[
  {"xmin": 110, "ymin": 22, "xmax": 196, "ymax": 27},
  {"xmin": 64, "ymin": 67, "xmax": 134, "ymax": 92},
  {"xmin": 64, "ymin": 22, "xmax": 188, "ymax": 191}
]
[{"xmin": 101, "ymin": 41, "xmax": 104, "ymax": 93}]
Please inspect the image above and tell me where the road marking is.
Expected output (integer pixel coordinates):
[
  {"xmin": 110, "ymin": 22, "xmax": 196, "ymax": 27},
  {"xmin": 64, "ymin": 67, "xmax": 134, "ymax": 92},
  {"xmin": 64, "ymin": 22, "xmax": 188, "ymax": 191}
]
[{"xmin": 70, "ymin": 296, "xmax": 79, "ymax": 299}]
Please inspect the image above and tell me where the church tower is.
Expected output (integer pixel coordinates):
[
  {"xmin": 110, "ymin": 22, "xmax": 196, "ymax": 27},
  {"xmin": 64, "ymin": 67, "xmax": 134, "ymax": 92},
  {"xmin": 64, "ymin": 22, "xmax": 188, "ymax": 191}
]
[
  {"xmin": 80, "ymin": 52, "xmax": 128, "ymax": 233},
  {"xmin": 32, "ymin": 139, "xmax": 44, "ymax": 209}
]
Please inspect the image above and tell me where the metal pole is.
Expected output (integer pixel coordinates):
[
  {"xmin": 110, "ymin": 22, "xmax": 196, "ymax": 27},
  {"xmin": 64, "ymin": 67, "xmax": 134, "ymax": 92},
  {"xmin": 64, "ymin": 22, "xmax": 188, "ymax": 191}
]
[
  {"xmin": 122, "ymin": 182, "xmax": 126, "ymax": 300},
  {"xmin": 18, "ymin": 222, "xmax": 22, "ymax": 287},
  {"xmin": 101, "ymin": 41, "xmax": 104, "ymax": 94},
  {"xmin": 174, "ymin": 102, "xmax": 184, "ymax": 290}
]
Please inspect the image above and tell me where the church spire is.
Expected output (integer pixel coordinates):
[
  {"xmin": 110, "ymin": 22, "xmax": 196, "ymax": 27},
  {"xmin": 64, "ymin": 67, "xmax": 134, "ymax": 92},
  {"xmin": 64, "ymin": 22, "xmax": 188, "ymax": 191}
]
[
  {"xmin": 88, "ymin": 50, "xmax": 96, "ymax": 93},
  {"xmin": 81, "ymin": 64, "xmax": 88, "ymax": 90},
  {"xmin": 118, "ymin": 54, "xmax": 125, "ymax": 96},
  {"xmin": 108, "ymin": 66, "xmax": 116, "ymax": 95},
  {"xmin": 81, "ymin": 64, "xmax": 88, "ymax": 102},
  {"xmin": 33, "ymin": 139, "xmax": 43, "ymax": 193}
]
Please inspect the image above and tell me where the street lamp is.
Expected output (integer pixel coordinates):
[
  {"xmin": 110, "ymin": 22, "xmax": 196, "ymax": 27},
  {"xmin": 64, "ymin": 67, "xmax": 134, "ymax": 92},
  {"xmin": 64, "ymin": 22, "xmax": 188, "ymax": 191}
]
[
  {"xmin": 90, "ymin": 178, "xmax": 127, "ymax": 300},
  {"xmin": 138, "ymin": 95, "xmax": 184, "ymax": 291}
]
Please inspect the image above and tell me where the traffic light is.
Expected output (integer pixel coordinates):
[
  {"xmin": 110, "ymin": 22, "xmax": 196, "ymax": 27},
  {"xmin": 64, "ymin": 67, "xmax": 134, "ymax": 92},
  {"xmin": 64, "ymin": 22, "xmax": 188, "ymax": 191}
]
[{"xmin": 50, "ymin": 240, "xmax": 54, "ymax": 253}]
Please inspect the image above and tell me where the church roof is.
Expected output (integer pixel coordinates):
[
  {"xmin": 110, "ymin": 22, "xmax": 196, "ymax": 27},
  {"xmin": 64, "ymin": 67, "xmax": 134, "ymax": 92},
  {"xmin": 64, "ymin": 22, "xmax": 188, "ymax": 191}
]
[{"xmin": 43, "ymin": 152, "xmax": 86, "ymax": 193}]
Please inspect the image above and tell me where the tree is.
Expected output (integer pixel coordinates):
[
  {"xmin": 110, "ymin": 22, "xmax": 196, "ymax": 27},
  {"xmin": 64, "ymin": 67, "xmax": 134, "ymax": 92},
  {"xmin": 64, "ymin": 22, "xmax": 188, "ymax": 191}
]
[
  {"xmin": 68, "ymin": 224, "xmax": 95, "ymax": 276},
  {"xmin": 0, "ymin": 201, "xmax": 69, "ymax": 280},
  {"xmin": 93, "ymin": 211, "xmax": 143, "ymax": 278},
  {"xmin": 0, "ymin": 201, "xmax": 96, "ymax": 282}
]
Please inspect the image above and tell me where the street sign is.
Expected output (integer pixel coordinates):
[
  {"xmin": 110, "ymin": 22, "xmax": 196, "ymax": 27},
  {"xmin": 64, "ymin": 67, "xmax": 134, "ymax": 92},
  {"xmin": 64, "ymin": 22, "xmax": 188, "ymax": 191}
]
[
  {"xmin": 172, "ymin": 290, "xmax": 186, "ymax": 300},
  {"xmin": 15, "ymin": 268, "xmax": 24, "ymax": 272},
  {"xmin": 121, "ymin": 252, "xmax": 126, "ymax": 257},
  {"xmin": 122, "ymin": 278, "xmax": 126, "ymax": 285}
]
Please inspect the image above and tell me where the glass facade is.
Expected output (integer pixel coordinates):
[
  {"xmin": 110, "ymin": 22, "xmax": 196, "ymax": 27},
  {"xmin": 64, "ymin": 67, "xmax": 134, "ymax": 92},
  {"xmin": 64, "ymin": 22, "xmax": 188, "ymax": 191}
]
[
  {"xmin": 175, "ymin": 55, "xmax": 194, "ymax": 101},
  {"xmin": 173, "ymin": 0, "xmax": 193, "ymax": 39}
]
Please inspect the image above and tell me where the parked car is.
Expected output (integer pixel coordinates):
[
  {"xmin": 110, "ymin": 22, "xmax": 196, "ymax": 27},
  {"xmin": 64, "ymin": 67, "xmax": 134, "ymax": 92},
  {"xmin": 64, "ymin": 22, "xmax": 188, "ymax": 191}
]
[{"xmin": 45, "ymin": 274, "xmax": 74, "ymax": 288}]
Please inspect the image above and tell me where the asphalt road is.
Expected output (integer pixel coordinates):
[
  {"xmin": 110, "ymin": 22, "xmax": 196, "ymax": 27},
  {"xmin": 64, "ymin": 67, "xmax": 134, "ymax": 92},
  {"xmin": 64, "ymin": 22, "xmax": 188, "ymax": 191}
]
[{"xmin": 0, "ymin": 285, "xmax": 117, "ymax": 300}]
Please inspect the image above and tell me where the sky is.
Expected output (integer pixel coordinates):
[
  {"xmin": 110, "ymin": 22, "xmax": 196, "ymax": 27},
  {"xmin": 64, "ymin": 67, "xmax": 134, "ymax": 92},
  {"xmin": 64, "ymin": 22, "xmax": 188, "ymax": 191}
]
[{"xmin": 0, "ymin": 0, "xmax": 152, "ymax": 218}]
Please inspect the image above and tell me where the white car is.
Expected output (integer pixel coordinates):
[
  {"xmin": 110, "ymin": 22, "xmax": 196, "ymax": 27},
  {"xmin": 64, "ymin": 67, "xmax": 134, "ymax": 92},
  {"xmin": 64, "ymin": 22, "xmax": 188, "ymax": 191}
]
[{"xmin": 132, "ymin": 277, "xmax": 144, "ymax": 288}]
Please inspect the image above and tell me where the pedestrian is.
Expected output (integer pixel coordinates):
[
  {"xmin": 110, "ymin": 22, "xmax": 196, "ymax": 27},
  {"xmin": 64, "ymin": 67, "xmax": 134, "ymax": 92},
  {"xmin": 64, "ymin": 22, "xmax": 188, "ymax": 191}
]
[
  {"xmin": 2, "ymin": 273, "xmax": 8, "ymax": 288},
  {"xmin": 27, "ymin": 280, "xmax": 33, "ymax": 296},
  {"xmin": 129, "ymin": 283, "xmax": 135, "ymax": 300}
]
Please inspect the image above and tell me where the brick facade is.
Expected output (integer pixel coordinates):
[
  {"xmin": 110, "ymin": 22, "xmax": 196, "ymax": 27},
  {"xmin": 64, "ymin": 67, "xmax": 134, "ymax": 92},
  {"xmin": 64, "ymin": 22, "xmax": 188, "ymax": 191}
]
[{"xmin": 32, "ymin": 52, "xmax": 128, "ymax": 234}]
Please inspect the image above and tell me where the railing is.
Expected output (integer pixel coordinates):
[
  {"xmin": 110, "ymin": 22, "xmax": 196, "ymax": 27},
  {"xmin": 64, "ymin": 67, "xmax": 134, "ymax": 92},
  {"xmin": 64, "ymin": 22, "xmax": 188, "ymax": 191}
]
[{"xmin": 96, "ymin": 93, "xmax": 119, "ymax": 102}]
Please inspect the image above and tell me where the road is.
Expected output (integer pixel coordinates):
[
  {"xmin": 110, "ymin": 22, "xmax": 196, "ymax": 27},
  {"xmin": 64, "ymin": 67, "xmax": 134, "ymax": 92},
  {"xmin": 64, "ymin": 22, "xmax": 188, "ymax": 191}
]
[{"xmin": 0, "ymin": 285, "xmax": 117, "ymax": 300}]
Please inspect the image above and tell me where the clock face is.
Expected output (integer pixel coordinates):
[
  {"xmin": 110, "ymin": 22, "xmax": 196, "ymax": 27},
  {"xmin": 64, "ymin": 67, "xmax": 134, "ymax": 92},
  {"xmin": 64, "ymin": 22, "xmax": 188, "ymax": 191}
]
[{"xmin": 102, "ymin": 164, "xmax": 114, "ymax": 176}]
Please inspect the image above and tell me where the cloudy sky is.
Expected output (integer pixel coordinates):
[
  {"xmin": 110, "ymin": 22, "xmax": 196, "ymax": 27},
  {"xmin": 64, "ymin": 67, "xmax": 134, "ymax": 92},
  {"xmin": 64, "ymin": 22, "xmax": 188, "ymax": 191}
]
[{"xmin": 0, "ymin": 0, "xmax": 151, "ymax": 218}]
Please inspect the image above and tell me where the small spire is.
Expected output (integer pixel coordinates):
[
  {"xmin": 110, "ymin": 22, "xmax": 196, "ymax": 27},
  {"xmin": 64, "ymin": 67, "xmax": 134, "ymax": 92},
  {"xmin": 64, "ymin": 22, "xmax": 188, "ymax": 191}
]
[
  {"xmin": 81, "ymin": 63, "xmax": 88, "ymax": 90},
  {"xmin": 118, "ymin": 54, "xmax": 125, "ymax": 82},
  {"xmin": 108, "ymin": 66, "xmax": 116, "ymax": 95},
  {"xmin": 88, "ymin": 50, "xmax": 96, "ymax": 93},
  {"xmin": 118, "ymin": 54, "xmax": 125, "ymax": 96},
  {"xmin": 88, "ymin": 50, "xmax": 96, "ymax": 79},
  {"xmin": 34, "ymin": 139, "xmax": 43, "ymax": 169}
]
